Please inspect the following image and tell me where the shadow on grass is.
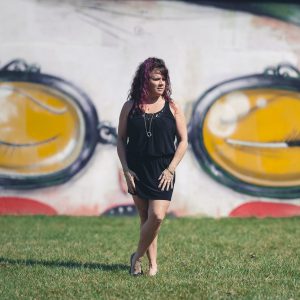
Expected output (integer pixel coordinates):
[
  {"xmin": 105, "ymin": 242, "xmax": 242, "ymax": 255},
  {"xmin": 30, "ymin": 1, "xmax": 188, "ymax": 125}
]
[{"xmin": 0, "ymin": 257, "xmax": 128, "ymax": 271}]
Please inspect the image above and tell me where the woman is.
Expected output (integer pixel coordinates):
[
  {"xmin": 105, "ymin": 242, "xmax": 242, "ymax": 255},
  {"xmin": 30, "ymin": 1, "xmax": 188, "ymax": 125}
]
[{"xmin": 117, "ymin": 57, "xmax": 188, "ymax": 276}]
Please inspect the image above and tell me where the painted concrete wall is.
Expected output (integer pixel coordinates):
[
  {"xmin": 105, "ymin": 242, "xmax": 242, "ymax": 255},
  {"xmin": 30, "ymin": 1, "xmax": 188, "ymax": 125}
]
[{"xmin": 1, "ymin": 0, "xmax": 300, "ymax": 217}]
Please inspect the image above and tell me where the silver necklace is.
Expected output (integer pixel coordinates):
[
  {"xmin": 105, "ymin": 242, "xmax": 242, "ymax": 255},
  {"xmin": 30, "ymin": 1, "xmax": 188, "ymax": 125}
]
[{"xmin": 143, "ymin": 113, "xmax": 154, "ymax": 138}]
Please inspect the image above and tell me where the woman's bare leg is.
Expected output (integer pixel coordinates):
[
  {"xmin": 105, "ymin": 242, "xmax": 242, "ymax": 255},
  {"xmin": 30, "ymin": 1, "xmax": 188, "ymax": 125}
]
[
  {"xmin": 133, "ymin": 195, "xmax": 148, "ymax": 225},
  {"xmin": 132, "ymin": 200, "xmax": 170, "ymax": 273},
  {"xmin": 147, "ymin": 235, "xmax": 158, "ymax": 275},
  {"xmin": 133, "ymin": 196, "xmax": 158, "ymax": 273}
]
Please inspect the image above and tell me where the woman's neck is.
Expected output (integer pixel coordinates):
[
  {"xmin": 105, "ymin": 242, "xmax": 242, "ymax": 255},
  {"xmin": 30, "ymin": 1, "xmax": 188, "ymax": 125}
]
[{"xmin": 144, "ymin": 95, "xmax": 163, "ymax": 104}]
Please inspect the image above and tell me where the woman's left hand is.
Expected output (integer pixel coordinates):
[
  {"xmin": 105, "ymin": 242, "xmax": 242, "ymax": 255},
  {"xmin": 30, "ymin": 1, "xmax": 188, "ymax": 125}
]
[{"xmin": 158, "ymin": 169, "xmax": 174, "ymax": 191}]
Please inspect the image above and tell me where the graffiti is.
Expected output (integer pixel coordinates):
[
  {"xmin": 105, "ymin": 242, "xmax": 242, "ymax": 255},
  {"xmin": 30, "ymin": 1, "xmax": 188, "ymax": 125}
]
[
  {"xmin": 189, "ymin": 63, "xmax": 300, "ymax": 198},
  {"xmin": 4, "ymin": 58, "xmax": 300, "ymax": 200},
  {"xmin": 0, "ymin": 60, "xmax": 116, "ymax": 189},
  {"xmin": 229, "ymin": 201, "xmax": 300, "ymax": 218},
  {"xmin": 1, "ymin": 0, "xmax": 300, "ymax": 217},
  {"xmin": 184, "ymin": 1, "xmax": 300, "ymax": 26},
  {"xmin": 0, "ymin": 196, "xmax": 57, "ymax": 215},
  {"xmin": 2, "ymin": 58, "xmax": 300, "ymax": 216},
  {"xmin": 101, "ymin": 203, "xmax": 137, "ymax": 217}
]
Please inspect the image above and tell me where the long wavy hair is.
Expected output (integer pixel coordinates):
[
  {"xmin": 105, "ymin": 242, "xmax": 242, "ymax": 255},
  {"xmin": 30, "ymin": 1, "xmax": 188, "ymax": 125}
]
[{"xmin": 127, "ymin": 57, "xmax": 172, "ymax": 112}]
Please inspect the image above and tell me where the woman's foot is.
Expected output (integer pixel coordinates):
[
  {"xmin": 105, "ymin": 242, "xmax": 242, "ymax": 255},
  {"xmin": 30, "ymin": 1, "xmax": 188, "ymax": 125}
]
[
  {"xmin": 148, "ymin": 264, "xmax": 158, "ymax": 276},
  {"xmin": 129, "ymin": 253, "xmax": 143, "ymax": 276}
]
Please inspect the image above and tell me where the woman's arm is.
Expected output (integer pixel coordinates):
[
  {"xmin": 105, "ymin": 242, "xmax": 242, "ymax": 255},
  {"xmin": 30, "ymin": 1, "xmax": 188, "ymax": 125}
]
[
  {"xmin": 117, "ymin": 101, "xmax": 131, "ymax": 171},
  {"xmin": 117, "ymin": 101, "xmax": 139, "ymax": 193},
  {"xmin": 158, "ymin": 101, "xmax": 188, "ymax": 191},
  {"xmin": 168, "ymin": 102, "xmax": 188, "ymax": 173}
]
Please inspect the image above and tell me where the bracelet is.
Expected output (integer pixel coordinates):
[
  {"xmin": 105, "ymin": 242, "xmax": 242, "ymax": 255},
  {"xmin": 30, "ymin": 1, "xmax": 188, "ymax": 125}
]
[{"xmin": 167, "ymin": 167, "xmax": 174, "ymax": 175}]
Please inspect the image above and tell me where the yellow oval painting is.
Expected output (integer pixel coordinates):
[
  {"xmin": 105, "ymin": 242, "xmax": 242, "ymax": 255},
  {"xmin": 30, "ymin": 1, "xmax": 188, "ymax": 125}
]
[
  {"xmin": 0, "ymin": 82, "xmax": 85, "ymax": 176},
  {"xmin": 203, "ymin": 89, "xmax": 300, "ymax": 187}
]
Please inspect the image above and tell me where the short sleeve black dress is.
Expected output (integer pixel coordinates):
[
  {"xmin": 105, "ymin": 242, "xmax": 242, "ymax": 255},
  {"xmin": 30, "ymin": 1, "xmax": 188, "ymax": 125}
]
[{"xmin": 126, "ymin": 100, "xmax": 176, "ymax": 201}]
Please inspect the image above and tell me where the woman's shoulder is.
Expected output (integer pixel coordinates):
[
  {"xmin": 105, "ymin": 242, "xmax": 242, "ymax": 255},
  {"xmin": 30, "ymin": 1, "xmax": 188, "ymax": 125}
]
[
  {"xmin": 121, "ymin": 100, "xmax": 135, "ymax": 115},
  {"xmin": 168, "ymin": 99, "xmax": 182, "ymax": 116},
  {"xmin": 123, "ymin": 99, "xmax": 134, "ymax": 108}
]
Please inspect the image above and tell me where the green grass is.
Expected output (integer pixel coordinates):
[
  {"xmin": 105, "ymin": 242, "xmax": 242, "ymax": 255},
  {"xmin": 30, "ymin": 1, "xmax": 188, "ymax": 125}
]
[{"xmin": 0, "ymin": 216, "xmax": 299, "ymax": 299}]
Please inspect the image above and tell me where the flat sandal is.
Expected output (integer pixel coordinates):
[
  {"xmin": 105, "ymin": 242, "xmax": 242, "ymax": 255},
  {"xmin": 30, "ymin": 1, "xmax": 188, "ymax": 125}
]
[{"xmin": 129, "ymin": 252, "xmax": 143, "ymax": 276}]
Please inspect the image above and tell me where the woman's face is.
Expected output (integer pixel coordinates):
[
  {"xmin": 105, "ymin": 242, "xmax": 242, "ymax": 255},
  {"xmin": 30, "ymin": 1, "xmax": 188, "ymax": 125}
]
[{"xmin": 148, "ymin": 69, "xmax": 166, "ymax": 97}]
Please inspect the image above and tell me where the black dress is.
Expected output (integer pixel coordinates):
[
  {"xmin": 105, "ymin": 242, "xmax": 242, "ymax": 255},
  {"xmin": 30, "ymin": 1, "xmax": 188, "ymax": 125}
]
[{"xmin": 126, "ymin": 100, "xmax": 176, "ymax": 201}]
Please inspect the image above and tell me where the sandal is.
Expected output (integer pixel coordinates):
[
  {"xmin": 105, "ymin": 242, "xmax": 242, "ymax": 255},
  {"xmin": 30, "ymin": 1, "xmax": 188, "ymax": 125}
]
[
  {"xmin": 148, "ymin": 269, "xmax": 158, "ymax": 276},
  {"xmin": 148, "ymin": 265, "xmax": 158, "ymax": 276},
  {"xmin": 129, "ymin": 252, "xmax": 143, "ymax": 276}
]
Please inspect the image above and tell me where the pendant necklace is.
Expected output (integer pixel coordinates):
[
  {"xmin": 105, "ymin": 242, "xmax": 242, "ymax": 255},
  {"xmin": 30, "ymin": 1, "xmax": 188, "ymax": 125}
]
[
  {"xmin": 143, "ymin": 113, "xmax": 154, "ymax": 138},
  {"xmin": 143, "ymin": 98, "xmax": 162, "ymax": 138}
]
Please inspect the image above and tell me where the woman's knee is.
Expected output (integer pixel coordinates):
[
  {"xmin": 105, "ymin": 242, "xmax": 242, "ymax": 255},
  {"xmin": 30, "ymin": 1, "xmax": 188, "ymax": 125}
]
[
  {"xmin": 149, "ymin": 212, "xmax": 165, "ymax": 225},
  {"xmin": 148, "ymin": 200, "xmax": 170, "ymax": 225}
]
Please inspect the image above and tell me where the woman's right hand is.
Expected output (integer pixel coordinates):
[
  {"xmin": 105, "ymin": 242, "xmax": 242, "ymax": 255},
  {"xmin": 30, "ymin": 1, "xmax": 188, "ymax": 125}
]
[{"xmin": 123, "ymin": 169, "xmax": 139, "ymax": 194}]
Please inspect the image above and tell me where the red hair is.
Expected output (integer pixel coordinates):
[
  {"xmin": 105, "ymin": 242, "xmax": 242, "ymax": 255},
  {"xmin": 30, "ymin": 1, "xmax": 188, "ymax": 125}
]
[{"xmin": 127, "ymin": 57, "xmax": 173, "ymax": 113}]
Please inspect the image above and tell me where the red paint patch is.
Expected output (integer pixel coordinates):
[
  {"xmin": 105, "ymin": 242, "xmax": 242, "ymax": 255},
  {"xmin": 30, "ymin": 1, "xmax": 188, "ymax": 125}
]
[
  {"xmin": 0, "ymin": 197, "xmax": 57, "ymax": 215},
  {"xmin": 229, "ymin": 201, "xmax": 300, "ymax": 218}
]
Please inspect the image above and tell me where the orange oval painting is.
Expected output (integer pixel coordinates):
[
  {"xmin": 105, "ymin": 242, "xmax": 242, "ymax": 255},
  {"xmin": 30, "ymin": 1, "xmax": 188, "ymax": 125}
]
[
  {"xmin": 0, "ymin": 82, "xmax": 85, "ymax": 176},
  {"xmin": 203, "ymin": 89, "xmax": 300, "ymax": 187}
]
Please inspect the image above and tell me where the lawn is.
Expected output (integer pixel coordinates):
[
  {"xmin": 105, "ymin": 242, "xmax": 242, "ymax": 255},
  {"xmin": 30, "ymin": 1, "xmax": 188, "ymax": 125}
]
[{"xmin": 0, "ymin": 216, "xmax": 299, "ymax": 299}]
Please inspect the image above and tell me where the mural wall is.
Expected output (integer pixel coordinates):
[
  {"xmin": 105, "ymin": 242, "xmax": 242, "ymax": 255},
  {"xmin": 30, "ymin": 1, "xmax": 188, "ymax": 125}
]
[{"xmin": 1, "ymin": 0, "xmax": 300, "ymax": 217}]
